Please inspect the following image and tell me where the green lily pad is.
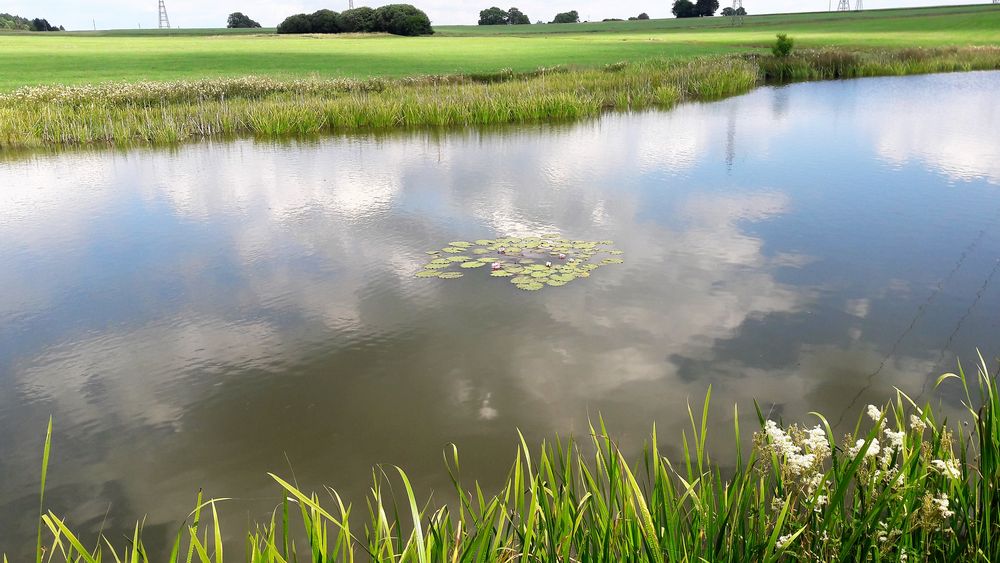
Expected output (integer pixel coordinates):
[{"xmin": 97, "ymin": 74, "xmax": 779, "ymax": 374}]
[
  {"xmin": 449, "ymin": 241, "xmax": 472, "ymax": 247},
  {"xmin": 438, "ymin": 272, "xmax": 464, "ymax": 279},
  {"xmin": 472, "ymin": 248, "xmax": 490, "ymax": 255},
  {"xmin": 607, "ymin": 250, "xmax": 624, "ymax": 256},
  {"xmin": 426, "ymin": 251, "xmax": 440, "ymax": 255},
  {"xmin": 475, "ymin": 239, "xmax": 494, "ymax": 246},
  {"xmin": 424, "ymin": 262, "xmax": 450, "ymax": 269},
  {"xmin": 415, "ymin": 270, "xmax": 441, "ymax": 278},
  {"xmin": 530, "ymin": 271, "xmax": 550, "ymax": 278},
  {"xmin": 442, "ymin": 247, "xmax": 464, "ymax": 253},
  {"xmin": 491, "ymin": 270, "xmax": 514, "ymax": 277},
  {"xmin": 510, "ymin": 276, "xmax": 534, "ymax": 284},
  {"xmin": 516, "ymin": 281, "xmax": 544, "ymax": 291},
  {"xmin": 461, "ymin": 261, "xmax": 486, "ymax": 268},
  {"xmin": 546, "ymin": 279, "xmax": 567, "ymax": 287},
  {"xmin": 448, "ymin": 256, "xmax": 471, "ymax": 262},
  {"xmin": 602, "ymin": 258, "xmax": 625, "ymax": 265},
  {"xmin": 552, "ymin": 273, "xmax": 576, "ymax": 283}
]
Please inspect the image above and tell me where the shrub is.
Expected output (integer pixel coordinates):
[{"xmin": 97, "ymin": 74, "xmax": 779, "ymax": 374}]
[
  {"xmin": 373, "ymin": 4, "xmax": 433, "ymax": 36},
  {"xmin": 638, "ymin": 12, "xmax": 650, "ymax": 20},
  {"xmin": 478, "ymin": 7, "xmax": 508, "ymax": 25},
  {"xmin": 672, "ymin": 0, "xmax": 697, "ymax": 18},
  {"xmin": 226, "ymin": 12, "xmax": 262, "ymax": 28},
  {"xmin": 276, "ymin": 14, "xmax": 313, "ymax": 34},
  {"xmin": 310, "ymin": 9, "xmax": 342, "ymax": 33},
  {"xmin": 551, "ymin": 10, "xmax": 579, "ymax": 24},
  {"xmin": 338, "ymin": 7, "xmax": 377, "ymax": 32},
  {"xmin": 773, "ymin": 33, "xmax": 795, "ymax": 57}
]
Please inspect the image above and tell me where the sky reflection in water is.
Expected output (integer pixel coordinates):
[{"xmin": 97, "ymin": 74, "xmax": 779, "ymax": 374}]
[{"xmin": 1, "ymin": 71, "xmax": 999, "ymax": 557}]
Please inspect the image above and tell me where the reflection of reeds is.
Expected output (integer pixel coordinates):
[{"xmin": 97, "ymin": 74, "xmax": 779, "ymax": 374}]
[
  {"xmin": 24, "ymin": 355, "xmax": 1000, "ymax": 561},
  {"xmin": 0, "ymin": 47, "xmax": 998, "ymax": 149}
]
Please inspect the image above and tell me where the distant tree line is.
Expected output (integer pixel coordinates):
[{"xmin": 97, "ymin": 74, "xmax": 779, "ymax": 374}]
[
  {"xmin": 721, "ymin": 6, "xmax": 748, "ymax": 16},
  {"xmin": 227, "ymin": 12, "xmax": 261, "ymax": 28},
  {"xmin": 1, "ymin": 13, "xmax": 64, "ymax": 31},
  {"xmin": 603, "ymin": 13, "xmax": 650, "ymax": 21},
  {"xmin": 277, "ymin": 4, "xmax": 433, "ymax": 36},
  {"xmin": 478, "ymin": 7, "xmax": 530, "ymax": 25},
  {"xmin": 672, "ymin": 0, "xmax": 720, "ymax": 18}
]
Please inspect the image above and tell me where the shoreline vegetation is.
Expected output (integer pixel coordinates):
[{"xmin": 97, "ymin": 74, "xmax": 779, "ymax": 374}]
[
  {"xmin": 1, "ymin": 47, "xmax": 999, "ymax": 150},
  {"xmin": 22, "ymin": 357, "xmax": 1000, "ymax": 561}
]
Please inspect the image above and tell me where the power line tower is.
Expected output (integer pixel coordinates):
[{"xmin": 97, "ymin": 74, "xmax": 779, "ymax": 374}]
[
  {"xmin": 348, "ymin": 0, "xmax": 355, "ymax": 8},
  {"xmin": 729, "ymin": 0, "xmax": 744, "ymax": 26},
  {"xmin": 855, "ymin": 0, "xmax": 863, "ymax": 10},
  {"xmin": 158, "ymin": 0, "xmax": 171, "ymax": 29},
  {"xmin": 836, "ymin": 0, "xmax": 851, "ymax": 11}
]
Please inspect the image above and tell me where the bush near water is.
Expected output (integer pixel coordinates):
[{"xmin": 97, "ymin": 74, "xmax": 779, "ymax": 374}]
[{"xmin": 277, "ymin": 4, "xmax": 433, "ymax": 36}]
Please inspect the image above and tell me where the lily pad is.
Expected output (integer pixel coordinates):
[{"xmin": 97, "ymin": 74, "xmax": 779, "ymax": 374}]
[
  {"xmin": 442, "ymin": 247, "xmax": 464, "ymax": 253},
  {"xmin": 510, "ymin": 276, "xmax": 534, "ymax": 284},
  {"xmin": 530, "ymin": 271, "xmax": 551, "ymax": 279},
  {"xmin": 461, "ymin": 261, "xmax": 487, "ymax": 268},
  {"xmin": 449, "ymin": 241, "xmax": 472, "ymax": 247},
  {"xmin": 424, "ymin": 262, "xmax": 450, "ymax": 270},
  {"xmin": 475, "ymin": 239, "xmax": 494, "ymax": 246},
  {"xmin": 602, "ymin": 258, "xmax": 625, "ymax": 265},
  {"xmin": 415, "ymin": 270, "xmax": 441, "ymax": 278},
  {"xmin": 448, "ymin": 256, "xmax": 471, "ymax": 262},
  {"xmin": 546, "ymin": 279, "xmax": 568, "ymax": 287},
  {"xmin": 516, "ymin": 281, "xmax": 544, "ymax": 291},
  {"xmin": 472, "ymin": 248, "xmax": 490, "ymax": 255},
  {"xmin": 491, "ymin": 270, "xmax": 514, "ymax": 277},
  {"xmin": 438, "ymin": 272, "xmax": 464, "ymax": 279}
]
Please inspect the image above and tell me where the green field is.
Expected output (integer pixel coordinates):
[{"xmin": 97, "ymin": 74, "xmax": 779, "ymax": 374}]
[{"xmin": 0, "ymin": 4, "xmax": 998, "ymax": 91}]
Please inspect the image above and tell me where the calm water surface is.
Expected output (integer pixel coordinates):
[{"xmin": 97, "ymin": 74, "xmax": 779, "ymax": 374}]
[{"xmin": 2, "ymin": 71, "xmax": 999, "ymax": 555}]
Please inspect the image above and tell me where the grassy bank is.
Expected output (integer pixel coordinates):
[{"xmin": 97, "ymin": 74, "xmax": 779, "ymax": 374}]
[
  {"xmin": 0, "ymin": 5, "xmax": 997, "ymax": 90},
  {"xmin": 22, "ymin": 356, "xmax": 1000, "ymax": 561},
  {"xmin": 1, "ymin": 47, "xmax": 998, "ymax": 149}
]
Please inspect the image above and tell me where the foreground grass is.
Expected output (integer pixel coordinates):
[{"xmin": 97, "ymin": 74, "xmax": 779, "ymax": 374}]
[
  {"xmin": 0, "ymin": 5, "xmax": 997, "ymax": 89},
  {"xmin": 21, "ymin": 354, "xmax": 1000, "ymax": 561},
  {"xmin": 1, "ymin": 47, "xmax": 999, "ymax": 150}
]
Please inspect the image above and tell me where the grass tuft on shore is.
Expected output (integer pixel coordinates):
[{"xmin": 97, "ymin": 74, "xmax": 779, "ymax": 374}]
[
  {"xmin": 16, "ymin": 353, "xmax": 1000, "ymax": 561},
  {"xmin": 2, "ymin": 46, "xmax": 998, "ymax": 150}
]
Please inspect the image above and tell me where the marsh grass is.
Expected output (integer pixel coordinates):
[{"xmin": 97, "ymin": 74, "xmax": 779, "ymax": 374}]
[
  {"xmin": 18, "ymin": 354, "xmax": 1000, "ymax": 562},
  {"xmin": 3, "ymin": 47, "xmax": 998, "ymax": 150}
]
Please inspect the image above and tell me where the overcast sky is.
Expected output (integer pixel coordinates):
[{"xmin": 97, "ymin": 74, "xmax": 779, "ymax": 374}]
[{"xmin": 5, "ymin": 0, "xmax": 986, "ymax": 30}]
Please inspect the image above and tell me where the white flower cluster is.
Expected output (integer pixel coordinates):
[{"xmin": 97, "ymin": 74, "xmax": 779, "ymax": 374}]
[
  {"xmin": 932, "ymin": 493, "xmax": 954, "ymax": 519},
  {"xmin": 931, "ymin": 459, "xmax": 961, "ymax": 479},
  {"xmin": 847, "ymin": 438, "xmax": 880, "ymax": 459},
  {"xmin": 763, "ymin": 420, "xmax": 829, "ymax": 493}
]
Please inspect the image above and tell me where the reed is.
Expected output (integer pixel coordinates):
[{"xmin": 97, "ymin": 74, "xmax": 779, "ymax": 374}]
[
  {"xmin": 2, "ymin": 47, "xmax": 998, "ymax": 150},
  {"xmin": 17, "ymin": 353, "xmax": 1000, "ymax": 562}
]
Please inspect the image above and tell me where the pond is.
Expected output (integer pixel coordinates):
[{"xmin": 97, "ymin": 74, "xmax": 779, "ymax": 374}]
[{"xmin": 1, "ymin": 71, "xmax": 999, "ymax": 556}]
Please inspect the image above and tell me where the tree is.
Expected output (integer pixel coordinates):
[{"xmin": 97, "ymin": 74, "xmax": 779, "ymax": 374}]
[
  {"xmin": 721, "ymin": 7, "xmax": 734, "ymax": 16},
  {"xmin": 736, "ymin": 7, "xmax": 747, "ymax": 15},
  {"xmin": 478, "ymin": 7, "xmax": 508, "ymax": 25},
  {"xmin": 227, "ymin": 12, "xmax": 261, "ymax": 28},
  {"xmin": 772, "ymin": 33, "xmax": 794, "ymax": 57},
  {"xmin": 637, "ymin": 12, "xmax": 650, "ymax": 20},
  {"xmin": 30, "ymin": 18, "xmax": 59, "ymax": 31},
  {"xmin": 339, "ymin": 7, "xmax": 377, "ymax": 32},
  {"xmin": 551, "ymin": 10, "xmax": 579, "ymax": 24},
  {"xmin": 695, "ymin": 0, "xmax": 720, "ymax": 16},
  {"xmin": 276, "ymin": 14, "xmax": 313, "ymax": 34},
  {"xmin": 507, "ymin": 7, "xmax": 531, "ymax": 25},
  {"xmin": 310, "ymin": 9, "xmax": 342, "ymax": 33},
  {"xmin": 373, "ymin": 4, "xmax": 433, "ymax": 36},
  {"xmin": 672, "ymin": 0, "xmax": 697, "ymax": 18}
]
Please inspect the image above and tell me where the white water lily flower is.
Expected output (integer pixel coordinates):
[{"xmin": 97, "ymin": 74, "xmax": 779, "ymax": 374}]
[{"xmin": 931, "ymin": 459, "xmax": 961, "ymax": 479}]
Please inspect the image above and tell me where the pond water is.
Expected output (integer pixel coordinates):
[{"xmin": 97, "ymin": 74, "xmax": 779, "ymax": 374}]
[{"xmin": 1, "ymin": 71, "xmax": 999, "ymax": 556}]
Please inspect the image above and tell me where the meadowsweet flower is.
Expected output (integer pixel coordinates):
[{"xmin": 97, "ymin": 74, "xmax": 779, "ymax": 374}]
[
  {"xmin": 884, "ymin": 428, "xmax": 905, "ymax": 449},
  {"xmin": 931, "ymin": 459, "xmax": 961, "ymax": 479},
  {"xmin": 933, "ymin": 493, "xmax": 954, "ymax": 519},
  {"xmin": 910, "ymin": 415, "xmax": 927, "ymax": 433},
  {"xmin": 777, "ymin": 534, "xmax": 794, "ymax": 550},
  {"xmin": 867, "ymin": 404, "xmax": 882, "ymax": 422},
  {"xmin": 847, "ymin": 438, "xmax": 880, "ymax": 458},
  {"xmin": 803, "ymin": 425, "xmax": 831, "ymax": 459}
]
